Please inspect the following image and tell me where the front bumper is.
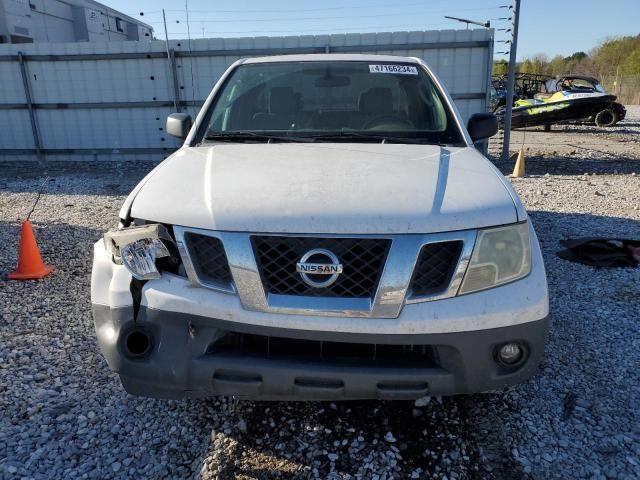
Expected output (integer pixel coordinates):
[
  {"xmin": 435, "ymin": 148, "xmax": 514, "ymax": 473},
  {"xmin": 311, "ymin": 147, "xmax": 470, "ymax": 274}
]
[
  {"xmin": 91, "ymin": 224, "xmax": 549, "ymax": 400},
  {"xmin": 94, "ymin": 303, "xmax": 548, "ymax": 400}
]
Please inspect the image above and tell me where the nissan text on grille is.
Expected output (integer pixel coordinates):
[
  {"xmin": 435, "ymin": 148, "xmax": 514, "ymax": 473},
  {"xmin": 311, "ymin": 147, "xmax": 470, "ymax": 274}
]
[{"xmin": 92, "ymin": 54, "xmax": 549, "ymax": 401}]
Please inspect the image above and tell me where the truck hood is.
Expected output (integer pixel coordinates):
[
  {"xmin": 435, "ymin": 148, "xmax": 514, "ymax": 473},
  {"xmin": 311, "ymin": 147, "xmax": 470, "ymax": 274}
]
[{"xmin": 130, "ymin": 144, "xmax": 519, "ymax": 234}]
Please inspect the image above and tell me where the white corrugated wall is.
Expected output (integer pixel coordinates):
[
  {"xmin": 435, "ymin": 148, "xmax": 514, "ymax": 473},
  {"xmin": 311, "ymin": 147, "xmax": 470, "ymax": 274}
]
[{"xmin": 0, "ymin": 29, "xmax": 493, "ymax": 161}]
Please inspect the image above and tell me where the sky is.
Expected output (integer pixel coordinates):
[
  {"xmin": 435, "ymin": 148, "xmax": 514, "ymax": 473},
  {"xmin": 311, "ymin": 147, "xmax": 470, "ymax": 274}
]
[{"xmin": 106, "ymin": 0, "xmax": 640, "ymax": 60}]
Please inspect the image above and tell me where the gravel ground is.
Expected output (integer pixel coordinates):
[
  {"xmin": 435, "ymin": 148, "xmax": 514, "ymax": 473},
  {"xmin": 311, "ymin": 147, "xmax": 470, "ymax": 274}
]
[{"xmin": 1, "ymin": 111, "xmax": 639, "ymax": 479}]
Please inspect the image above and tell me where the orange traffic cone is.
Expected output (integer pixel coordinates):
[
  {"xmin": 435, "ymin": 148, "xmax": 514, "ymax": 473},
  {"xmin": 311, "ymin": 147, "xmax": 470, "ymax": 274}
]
[{"xmin": 8, "ymin": 220, "xmax": 54, "ymax": 280}]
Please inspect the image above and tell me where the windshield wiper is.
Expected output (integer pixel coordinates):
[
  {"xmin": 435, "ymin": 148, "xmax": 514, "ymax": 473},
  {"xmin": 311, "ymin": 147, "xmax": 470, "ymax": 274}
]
[
  {"xmin": 203, "ymin": 131, "xmax": 456, "ymax": 145},
  {"xmin": 305, "ymin": 132, "xmax": 430, "ymax": 144},
  {"xmin": 203, "ymin": 132, "xmax": 314, "ymax": 143}
]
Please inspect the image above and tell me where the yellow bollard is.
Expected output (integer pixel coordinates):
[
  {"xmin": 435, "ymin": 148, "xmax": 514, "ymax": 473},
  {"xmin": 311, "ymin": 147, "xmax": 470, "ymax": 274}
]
[{"xmin": 512, "ymin": 148, "xmax": 526, "ymax": 177}]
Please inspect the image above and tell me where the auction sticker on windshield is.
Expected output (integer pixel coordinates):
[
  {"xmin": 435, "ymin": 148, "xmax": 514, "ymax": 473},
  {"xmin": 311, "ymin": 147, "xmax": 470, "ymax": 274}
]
[{"xmin": 369, "ymin": 64, "xmax": 418, "ymax": 75}]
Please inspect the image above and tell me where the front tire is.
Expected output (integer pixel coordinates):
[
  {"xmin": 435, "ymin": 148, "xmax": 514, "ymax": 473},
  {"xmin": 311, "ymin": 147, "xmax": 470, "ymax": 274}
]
[{"xmin": 594, "ymin": 109, "xmax": 618, "ymax": 127}]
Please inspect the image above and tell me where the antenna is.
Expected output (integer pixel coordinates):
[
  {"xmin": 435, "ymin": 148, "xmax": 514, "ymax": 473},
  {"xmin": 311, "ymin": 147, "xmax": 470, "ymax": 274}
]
[
  {"xmin": 185, "ymin": 0, "xmax": 197, "ymax": 114},
  {"xmin": 161, "ymin": 9, "xmax": 179, "ymax": 112},
  {"xmin": 444, "ymin": 15, "xmax": 490, "ymax": 29}
]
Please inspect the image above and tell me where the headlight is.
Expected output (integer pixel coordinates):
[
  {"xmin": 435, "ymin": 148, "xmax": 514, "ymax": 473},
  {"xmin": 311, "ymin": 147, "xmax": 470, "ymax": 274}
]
[
  {"xmin": 104, "ymin": 224, "xmax": 172, "ymax": 280},
  {"xmin": 459, "ymin": 222, "xmax": 531, "ymax": 295}
]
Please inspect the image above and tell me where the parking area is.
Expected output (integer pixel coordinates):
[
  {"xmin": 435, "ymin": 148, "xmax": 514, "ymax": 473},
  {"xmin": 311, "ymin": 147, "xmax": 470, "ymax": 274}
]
[{"xmin": 1, "ymin": 110, "xmax": 639, "ymax": 479}]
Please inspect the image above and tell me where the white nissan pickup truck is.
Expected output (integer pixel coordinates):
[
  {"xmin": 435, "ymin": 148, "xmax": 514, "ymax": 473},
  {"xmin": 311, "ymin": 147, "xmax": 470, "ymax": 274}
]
[{"xmin": 92, "ymin": 54, "xmax": 549, "ymax": 401}]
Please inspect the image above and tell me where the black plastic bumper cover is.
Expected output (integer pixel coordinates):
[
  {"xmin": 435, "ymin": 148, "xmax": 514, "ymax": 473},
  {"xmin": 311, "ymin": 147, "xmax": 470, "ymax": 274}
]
[{"xmin": 93, "ymin": 304, "xmax": 549, "ymax": 401}]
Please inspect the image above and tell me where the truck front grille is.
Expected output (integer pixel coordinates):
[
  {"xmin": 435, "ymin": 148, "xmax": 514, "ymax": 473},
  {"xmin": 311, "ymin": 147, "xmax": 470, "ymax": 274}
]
[
  {"xmin": 183, "ymin": 233, "xmax": 233, "ymax": 288},
  {"xmin": 252, "ymin": 236, "xmax": 391, "ymax": 298},
  {"xmin": 409, "ymin": 241, "xmax": 463, "ymax": 297}
]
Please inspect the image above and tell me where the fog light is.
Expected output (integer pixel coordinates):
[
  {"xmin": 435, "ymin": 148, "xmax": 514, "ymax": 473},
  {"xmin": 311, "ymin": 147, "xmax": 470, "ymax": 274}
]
[{"xmin": 498, "ymin": 343, "xmax": 523, "ymax": 365}]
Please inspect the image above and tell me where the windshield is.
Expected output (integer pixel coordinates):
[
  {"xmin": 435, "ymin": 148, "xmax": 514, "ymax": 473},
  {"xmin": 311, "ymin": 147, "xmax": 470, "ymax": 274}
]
[
  {"xmin": 200, "ymin": 60, "xmax": 464, "ymax": 144},
  {"xmin": 559, "ymin": 78, "xmax": 605, "ymax": 93}
]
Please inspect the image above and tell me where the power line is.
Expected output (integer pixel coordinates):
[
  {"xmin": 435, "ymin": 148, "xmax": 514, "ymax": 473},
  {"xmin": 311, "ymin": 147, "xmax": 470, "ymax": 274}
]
[
  {"xmin": 145, "ymin": 6, "xmax": 504, "ymax": 25},
  {"xmin": 163, "ymin": 21, "xmax": 455, "ymax": 36},
  {"xmin": 141, "ymin": 0, "xmax": 502, "ymax": 15}
]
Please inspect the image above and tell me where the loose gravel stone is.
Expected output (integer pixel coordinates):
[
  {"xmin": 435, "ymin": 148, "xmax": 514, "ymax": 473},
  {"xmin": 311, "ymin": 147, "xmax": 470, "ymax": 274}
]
[{"xmin": 0, "ymin": 109, "xmax": 639, "ymax": 479}]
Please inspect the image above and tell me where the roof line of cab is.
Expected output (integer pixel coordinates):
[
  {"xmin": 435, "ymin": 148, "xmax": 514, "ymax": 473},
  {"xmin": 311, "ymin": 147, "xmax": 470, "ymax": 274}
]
[{"xmin": 239, "ymin": 53, "xmax": 424, "ymax": 64}]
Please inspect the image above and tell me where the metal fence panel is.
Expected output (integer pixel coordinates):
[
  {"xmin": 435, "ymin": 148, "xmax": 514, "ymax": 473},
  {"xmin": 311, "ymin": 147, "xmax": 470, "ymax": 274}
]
[{"xmin": 0, "ymin": 29, "xmax": 493, "ymax": 161}]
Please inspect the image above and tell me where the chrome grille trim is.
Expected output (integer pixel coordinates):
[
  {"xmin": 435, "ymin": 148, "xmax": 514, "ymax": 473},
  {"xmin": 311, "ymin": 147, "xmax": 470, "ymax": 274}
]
[
  {"xmin": 407, "ymin": 241, "xmax": 464, "ymax": 298},
  {"xmin": 173, "ymin": 227, "xmax": 236, "ymax": 294},
  {"xmin": 173, "ymin": 227, "xmax": 477, "ymax": 318},
  {"xmin": 405, "ymin": 231, "xmax": 476, "ymax": 304}
]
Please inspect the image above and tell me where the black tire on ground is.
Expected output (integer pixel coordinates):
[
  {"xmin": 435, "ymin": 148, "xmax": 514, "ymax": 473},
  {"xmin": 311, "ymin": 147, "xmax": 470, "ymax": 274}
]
[
  {"xmin": 594, "ymin": 108, "xmax": 618, "ymax": 127},
  {"xmin": 544, "ymin": 124, "xmax": 551, "ymax": 132}
]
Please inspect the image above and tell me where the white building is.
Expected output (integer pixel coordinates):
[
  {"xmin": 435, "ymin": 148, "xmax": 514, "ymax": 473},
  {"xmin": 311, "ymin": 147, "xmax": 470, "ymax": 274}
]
[{"xmin": 0, "ymin": 0, "xmax": 154, "ymax": 44}]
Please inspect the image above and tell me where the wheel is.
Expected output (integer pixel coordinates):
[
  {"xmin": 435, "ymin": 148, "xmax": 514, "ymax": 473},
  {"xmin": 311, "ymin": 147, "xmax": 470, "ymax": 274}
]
[
  {"xmin": 544, "ymin": 124, "xmax": 551, "ymax": 132},
  {"xmin": 594, "ymin": 109, "xmax": 618, "ymax": 127}
]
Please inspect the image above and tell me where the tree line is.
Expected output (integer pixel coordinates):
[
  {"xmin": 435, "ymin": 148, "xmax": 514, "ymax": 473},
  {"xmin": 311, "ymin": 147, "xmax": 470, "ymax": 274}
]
[{"xmin": 493, "ymin": 34, "xmax": 640, "ymax": 79}]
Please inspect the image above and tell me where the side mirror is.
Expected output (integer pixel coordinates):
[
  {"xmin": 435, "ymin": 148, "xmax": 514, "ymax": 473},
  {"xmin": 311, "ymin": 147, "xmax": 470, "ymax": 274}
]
[
  {"xmin": 166, "ymin": 113, "xmax": 192, "ymax": 139},
  {"xmin": 467, "ymin": 113, "xmax": 498, "ymax": 141}
]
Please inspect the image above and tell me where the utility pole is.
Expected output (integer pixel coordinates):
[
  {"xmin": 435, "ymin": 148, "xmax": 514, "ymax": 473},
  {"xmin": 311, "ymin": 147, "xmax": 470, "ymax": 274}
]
[
  {"xmin": 162, "ymin": 8, "xmax": 170, "ymax": 44},
  {"xmin": 162, "ymin": 9, "xmax": 180, "ymax": 112},
  {"xmin": 500, "ymin": 0, "xmax": 521, "ymax": 161}
]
